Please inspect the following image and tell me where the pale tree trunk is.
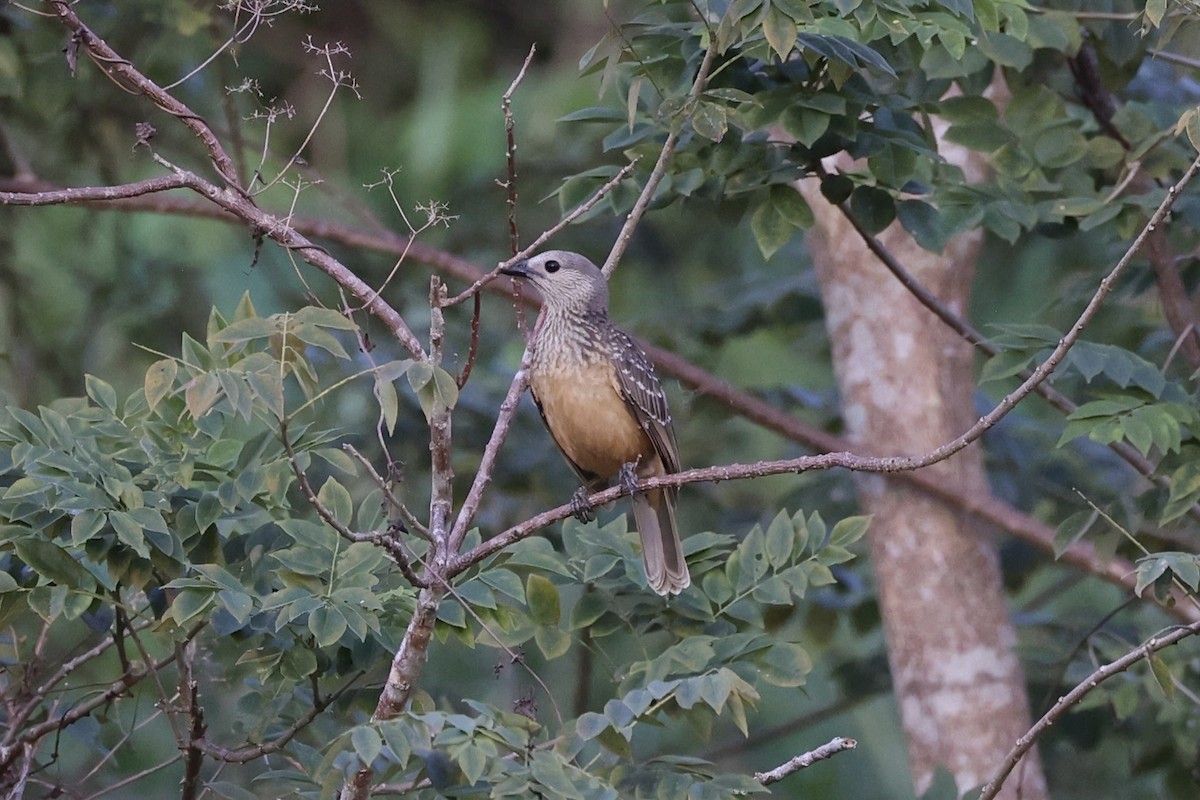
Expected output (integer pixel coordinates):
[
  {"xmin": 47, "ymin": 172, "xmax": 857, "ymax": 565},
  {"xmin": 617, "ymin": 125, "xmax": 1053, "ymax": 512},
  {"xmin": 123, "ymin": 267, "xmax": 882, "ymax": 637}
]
[{"xmin": 796, "ymin": 122, "xmax": 1048, "ymax": 798}]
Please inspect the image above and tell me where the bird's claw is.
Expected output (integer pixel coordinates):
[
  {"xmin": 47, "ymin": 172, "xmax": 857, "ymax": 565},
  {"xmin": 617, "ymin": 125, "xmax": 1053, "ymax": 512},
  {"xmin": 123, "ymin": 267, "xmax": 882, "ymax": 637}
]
[
  {"xmin": 570, "ymin": 487, "xmax": 596, "ymax": 523},
  {"xmin": 618, "ymin": 462, "xmax": 641, "ymax": 496}
]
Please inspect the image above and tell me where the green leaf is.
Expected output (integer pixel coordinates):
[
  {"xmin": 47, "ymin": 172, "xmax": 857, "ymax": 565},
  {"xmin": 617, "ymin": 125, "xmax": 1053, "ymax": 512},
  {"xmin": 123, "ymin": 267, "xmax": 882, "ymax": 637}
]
[
  {"xmin": 762, "ymin": 6, "xmax": 799, "ymax": 60},
  {"xmin": 184, "ymin": 372, "xmax": 222, "ymax": 420},
  {"xmin": 211, "ymin": 316, "xmax": 280, "ymax": 344},
  {"xmin": 351, "ymin": 725, "xmax": 383, "ymax": 766},
  {"xmin": 85, "ymin": 375, "xmax": 118, "ymax": 413},
  {"xmin": 829, "ymin": 515, "xmax": 870, "ymax": 548},
  {"xmin": 758, "ymin": 642, "xmax": 813, "ymax": 687},
  {"xmin": 246, "ymin": 368, "xmax": 284, "ymax": 419},
  {"xmin": 526, "ymin": 574, "xmax": 561, "ymax": 626},
  {"xmin": 1145, "ymin": 0, "xmax": 1166, "ymax": 28},
  {"xmin": 318, "ymin": 477, "xmax": 354, "ymax": 527},
  {"xmin": 294, "ymin": 305, "xmax": 359, "ymax": 330},
  {"xmin": 534, "ymin": 625, "xmax": 572, "ymax": 659},
  {"xmin": 1163, "ymin": 462, "xmax": 1200, "ymax": 524},
  {"xmin": 750, "ymin": 186, "xmax": 810, "ymax": 259},
  {"xmin": 849, "ymin": 186, "xmax": 895, "ymax": 235},
  {"xmin": 1052, "ymin": 510, "xmax": 1097, "ymax": 558},
  {"xmin": 781, "ymin": 104, "xmax": 829, "ymax": 146},
  {"xmin": 1133, "ymin": 556, "xmax": 1170, "ymax": 597},
  {"xmin": 309, "ymin": 605, "xmax": 348, "ymax": 646},
  {"xmin": 1148, "ymin": 651, "xmax": 1174, "ymax": 699},
  {"xmin": 692, "ymin": 101, "xmax": 728, "ymax": 142},
  {"xmin": 576, "ymin": 712, "xmax": 609, "ymax": 740},
  {"xmin": 898, "ymin": 200, "xmax": 949, "ymax": 253},
  {"xmin": 143, "ymin": 358, "xmax": 177, "ymax": 412},
  {"xmin": 764, "ymin": 510, "xmax": 793, "ymax": 569},
  {"xmin": 15, "ymin": 539, "xmax": 94, "ymax": 589},
  {"xmin": 171, "ymin": 588, "xmax": 215, "ymax": 625}
]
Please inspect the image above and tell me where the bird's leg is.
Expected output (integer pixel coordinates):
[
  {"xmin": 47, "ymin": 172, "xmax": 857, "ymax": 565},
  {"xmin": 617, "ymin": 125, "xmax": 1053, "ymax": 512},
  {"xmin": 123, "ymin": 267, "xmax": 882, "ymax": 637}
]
[
  {"xmin": 618, "ymin": 462, "xmax": 641, "ymax": 497},
  {"xmin": 570, "ymin": 487, "xmax": 596, "ymax": 523}
]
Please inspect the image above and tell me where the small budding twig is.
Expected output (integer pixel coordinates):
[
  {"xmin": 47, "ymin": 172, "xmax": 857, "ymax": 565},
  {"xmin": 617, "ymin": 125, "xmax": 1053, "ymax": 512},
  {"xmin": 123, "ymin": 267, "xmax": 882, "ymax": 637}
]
[{"xmin": 754, "ymin": 736, "xmax": 858, "ymax": 785}]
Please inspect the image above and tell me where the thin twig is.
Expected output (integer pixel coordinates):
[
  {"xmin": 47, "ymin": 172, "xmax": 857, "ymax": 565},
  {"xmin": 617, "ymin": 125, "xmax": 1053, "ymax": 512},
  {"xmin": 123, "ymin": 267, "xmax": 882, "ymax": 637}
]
[
  {"xmin": 341, "ymin": 443, "xmax": 429, "ymax": 539},
  {"xmin": 194, "ymin": 674, "xmax": 363, "ymax": 763},
  {"xmin": 440, "ymin": 159, "xmax": 639, "ymax": 307},
  {"xmin": 753, "ymin": 736, "xmax": 858, "ymax": 785},
  {"xmin": 448, "ymin": 349, "xmax": 533, "ymax": 552},
  {"xmin": 282, "ymin": 425, "xmax": 428, "ymax": 587},
  {"xmin": 602, "ymin": 39, "xmax": 718, "ymax": 277},
  {"xmin": 47, "ymin": 1, "xmax": 243, "ymax": 189},
  {"xmin": 978, "ymin": 621, "xmax": 1200, "ymax": 800},
  {"xmin": 503, "ymin": 44, "xmax": 536, "ymax": 255}
]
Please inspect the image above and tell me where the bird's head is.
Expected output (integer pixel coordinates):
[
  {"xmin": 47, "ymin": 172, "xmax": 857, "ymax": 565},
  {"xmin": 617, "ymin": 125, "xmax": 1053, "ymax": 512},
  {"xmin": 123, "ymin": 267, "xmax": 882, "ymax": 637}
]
[{"xmin": 500, "ymin": 250, "xmax": 609, "ymax": 315}]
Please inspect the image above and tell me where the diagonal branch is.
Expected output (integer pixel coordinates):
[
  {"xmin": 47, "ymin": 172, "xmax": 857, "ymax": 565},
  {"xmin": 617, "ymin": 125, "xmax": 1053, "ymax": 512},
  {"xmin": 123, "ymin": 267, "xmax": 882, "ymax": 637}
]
[
  {"xmin": 193, "ymin": 673, "xmax": 363, "ymax": 763},
  {"xmin": 48, "ymin": 1, "xmax": 243, "ymax": 190},
  {"xmin": 978, "ymin": 620, "xmax": 1200, "ymax": 800},
  {"xmin": 818, "ymin": 160, "xmax": 1200, "ymax": 524},
  {"xmin": 602, "ymin": 39, "xmax": 718, "ymax": 277}
]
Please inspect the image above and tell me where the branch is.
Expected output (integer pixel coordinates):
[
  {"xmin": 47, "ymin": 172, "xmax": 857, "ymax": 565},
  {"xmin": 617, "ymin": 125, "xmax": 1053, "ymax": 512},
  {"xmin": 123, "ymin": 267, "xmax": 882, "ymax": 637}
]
[
  {"xmin": 32, "ymin": 4, "xmax": 429, "ymax": 360},
  {"xmin": 753, "ymin": 736, "xmax": 858, "ymax": 785},
  {"xmin": 0, "ymin": 175, "xmax": 193, "ymax": 205},
  {"xmin": 193, "ymin": 674, "xmax": 362, "ymax": 763},
  {"xmin": 602, "ymin": 39, "xmax": 718, "ymax": 277},
  {"xmin": 282, "ymin": 426, "xmax": 427, "ymax": 588},
  {"xmin": 818, "ymin": 163, "xmax": 1200, "ymax": 522},
  {"xmin": 978, "ymin": 621, "xmax": 1200, "ymax": 800},
  {"xmin": 47, "ymin": 1, "xmax": 243, "ymax": 189},
  {"xmin": 451, "ymin": 152, "xmax": 1200, "ymax": 576},
  {"xmin": 0, "ymin": 621, "xmax": 203, "ymax": 772},
  {"xmin": 447, "ymin": 348, "xmax": 533, "ymax": 552}
]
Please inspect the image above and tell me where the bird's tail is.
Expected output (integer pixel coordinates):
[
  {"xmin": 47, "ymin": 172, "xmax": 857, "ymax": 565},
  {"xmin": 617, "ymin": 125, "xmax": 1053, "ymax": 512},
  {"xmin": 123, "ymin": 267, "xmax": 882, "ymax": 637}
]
[{"xmin": 633, "ymin": 489, "xmax": 690, "ymax": 596}]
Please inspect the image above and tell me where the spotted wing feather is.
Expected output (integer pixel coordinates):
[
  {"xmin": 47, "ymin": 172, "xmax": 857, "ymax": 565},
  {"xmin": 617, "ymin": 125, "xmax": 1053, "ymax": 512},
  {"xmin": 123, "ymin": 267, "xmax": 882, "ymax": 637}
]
[{"xmin": 607, "ymin": 328, "xmax": 680, "ymax": 480}]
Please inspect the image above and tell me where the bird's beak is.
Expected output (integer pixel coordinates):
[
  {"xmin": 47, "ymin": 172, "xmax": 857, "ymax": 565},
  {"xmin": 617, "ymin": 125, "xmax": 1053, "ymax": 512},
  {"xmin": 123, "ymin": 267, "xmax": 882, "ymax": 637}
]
[{"xmin": 499, "ymin": 259, "xmax": 531, "ymax": 278}]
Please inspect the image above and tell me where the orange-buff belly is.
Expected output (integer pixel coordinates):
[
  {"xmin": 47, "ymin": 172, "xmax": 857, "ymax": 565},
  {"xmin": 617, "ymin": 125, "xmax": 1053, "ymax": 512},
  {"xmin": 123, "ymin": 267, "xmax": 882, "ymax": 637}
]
[{"xmin": 531, "ymin": 361, "xmax": 652, "ymax": 480}]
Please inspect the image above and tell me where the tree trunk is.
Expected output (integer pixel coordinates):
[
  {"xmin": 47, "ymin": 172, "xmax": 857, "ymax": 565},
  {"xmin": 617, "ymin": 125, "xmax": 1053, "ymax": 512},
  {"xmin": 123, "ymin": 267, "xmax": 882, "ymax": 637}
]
[{"xmin": 798, "ymin": 139, "xmax": 1047, "ymax": 798}]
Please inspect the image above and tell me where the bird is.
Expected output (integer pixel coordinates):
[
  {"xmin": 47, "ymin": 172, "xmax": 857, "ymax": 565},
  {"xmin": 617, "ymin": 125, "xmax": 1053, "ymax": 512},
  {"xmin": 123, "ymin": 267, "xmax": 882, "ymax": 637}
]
[{"xmin": 501, "ymin": 250, "xmax": 691, "ymax": 596}]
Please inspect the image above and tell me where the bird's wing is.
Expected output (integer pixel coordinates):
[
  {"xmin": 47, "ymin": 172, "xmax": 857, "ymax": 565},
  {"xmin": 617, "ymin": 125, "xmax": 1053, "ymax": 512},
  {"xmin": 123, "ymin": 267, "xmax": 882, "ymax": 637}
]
[{"xmin": 608, "ymin": 328, "xmax": 680, "ymax": 479}]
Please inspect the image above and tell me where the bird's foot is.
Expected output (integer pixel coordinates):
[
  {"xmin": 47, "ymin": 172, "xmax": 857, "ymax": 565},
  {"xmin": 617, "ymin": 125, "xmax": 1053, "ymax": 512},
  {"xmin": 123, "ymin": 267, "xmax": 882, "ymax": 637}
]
[
  {"xmin": 570, "ymin": 487, "xmax": 596, "ymax": 523},
  {"xmin": 618, "ymin": 462, "xmax": 641, "ymax": 497}
]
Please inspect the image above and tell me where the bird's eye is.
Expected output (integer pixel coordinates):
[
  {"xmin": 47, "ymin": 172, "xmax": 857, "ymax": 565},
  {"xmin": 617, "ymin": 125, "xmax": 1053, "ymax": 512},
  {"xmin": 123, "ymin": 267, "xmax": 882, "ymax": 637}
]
[{"xmin": 544, "ymin": 260, "xmax": 561, "ymax": 273}]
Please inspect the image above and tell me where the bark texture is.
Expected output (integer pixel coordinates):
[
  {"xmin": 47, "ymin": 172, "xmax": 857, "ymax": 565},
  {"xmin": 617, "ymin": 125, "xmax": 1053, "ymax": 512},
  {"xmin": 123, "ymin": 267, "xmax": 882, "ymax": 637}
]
[{"xmin": 798, "ymin": 141, "xmax": 1047, "ymax": 799}]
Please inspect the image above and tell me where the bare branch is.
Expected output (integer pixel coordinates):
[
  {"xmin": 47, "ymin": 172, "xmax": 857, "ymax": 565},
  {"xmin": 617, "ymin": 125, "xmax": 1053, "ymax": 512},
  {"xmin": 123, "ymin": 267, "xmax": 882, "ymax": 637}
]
[
  {"xmin": 5, "ymin": 169, "xmax": 1188, "ymax": 614},
  {"xmin": 194, "ymin": 674, "xmax": 362, "ymax": 763},
  {"xmin": 602, "ymin": 39, "xmax": 718, "ymax": 277},
  {"xmin": 282, "ymin": 425, "xmax": 428, "ymax": 588},
  {"xmin": 178, "ymin": 644, "xmax": 205, "ymax": 800},
  {"xmin": 978, "ymin": 621, "xmax": 1200, "ymax": 800},
  {"xmin": 0, "ymin": 175, "xmax": 193, "ymax": 205},
  {"xmin": 753, "ymin": 736, "xmax": 858, "ymax": 785},
  {"xmin": 502, "ymin": 44, "xmax": 537, "ymax": 255},
  {"xmin": 451, "ymin": 151, "xmax": 1200, "ymax": 591},
  {"xmin": 342, "ymin": 443, "xmax": 429, "ymax": 540},
  {"xmin": 448, "ymin": 348, "xmax": 533, "ymax": 552},
  {"xmin": 818, "ymin": 162, "xmax": 1181, "ymax": 488},
  {"xmin": 47, "ymin": 1, "xmax": 243, "ymax": 189}
]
